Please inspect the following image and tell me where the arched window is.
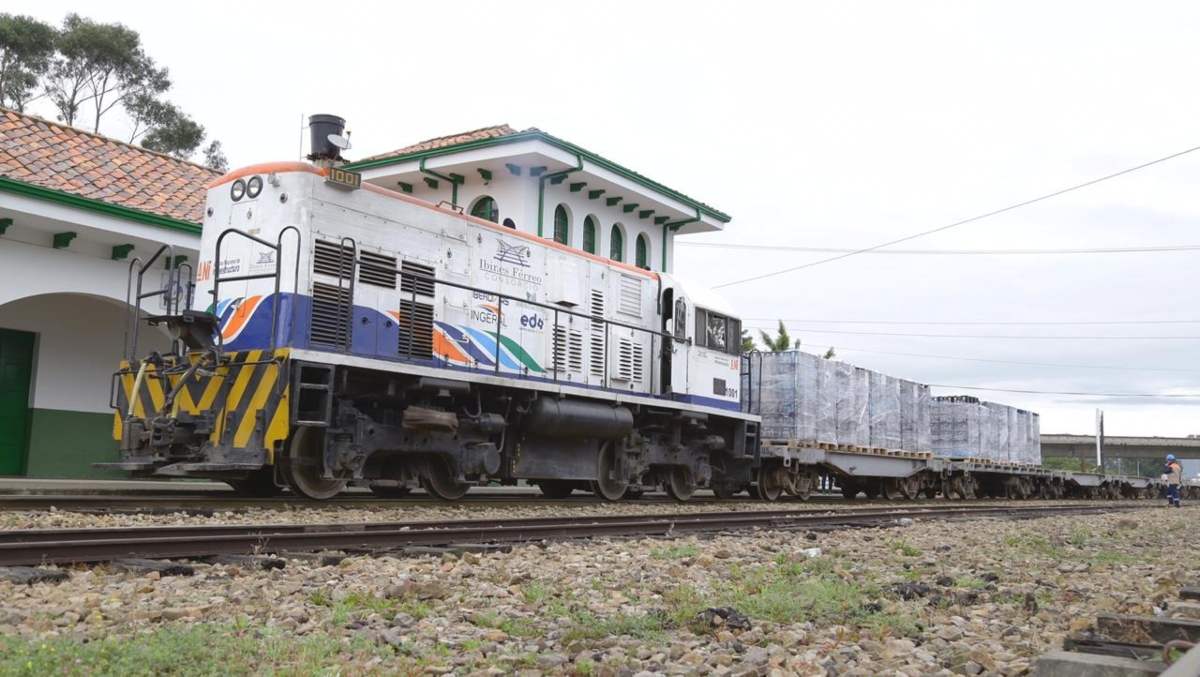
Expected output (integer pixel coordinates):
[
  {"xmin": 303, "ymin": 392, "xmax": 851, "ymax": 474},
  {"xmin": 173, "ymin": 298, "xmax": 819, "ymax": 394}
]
[
  {"xmin": 553, "ymin": 204, "xmax": 570, "ymax": 245},
  {"xmin": 610, "ymin": 224, "xmax": 625, "ymax": 262},
  {"xmin": 469, "ymin": 195, "xmax": 498, "ymax": 222},
  {"xmin": 582, "ymin": 216, "xmax": 598, "ymax": 254},
  {"xmin": 635, "ymin": 233, "xmax": 650, "ymax": 270}
]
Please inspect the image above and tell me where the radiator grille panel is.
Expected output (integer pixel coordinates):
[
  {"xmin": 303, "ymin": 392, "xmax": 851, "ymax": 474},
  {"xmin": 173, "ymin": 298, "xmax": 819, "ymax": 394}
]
[
  {"xmin": 553, "ymin": 325, "xmax": 584, "ymax": 374},
  {"xmin": 616, "ymin": 338, "xmax": 644, "ymax": 382},
  {"xmin": 589, "ymin": 290, "xmax": 606, "ymax": 379},
  {"xmin": 400, "ymin": 261, "xmax": 436, "ymax": 297},
  {"xmin": 617, "ymin": 274, "xmax": 641, "ymax": 317},
  {"xmin": 310, "ymin": 282, "xmax": 352, "ymax": 348},
  {"xmin": 359, "ymin": 251, "xmax": 397, "ymax": 288},
  {"xmin": 397, "ymin": 299, "xmax": 434, "ymax": 358},
  {"xmin": 313, "ymin": 240, "xmax": 354, "ymax": 279}
]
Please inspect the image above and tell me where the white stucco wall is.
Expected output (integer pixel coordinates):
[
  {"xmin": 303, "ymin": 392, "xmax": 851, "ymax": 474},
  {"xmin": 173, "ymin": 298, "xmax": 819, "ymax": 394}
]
[
  {"xmin": 0, "ymin": 293, "xmax": 170, "ymax": 413},
  {"xmin": 397, "ymin": 175, "xmax": 672, "ymax": 272}
]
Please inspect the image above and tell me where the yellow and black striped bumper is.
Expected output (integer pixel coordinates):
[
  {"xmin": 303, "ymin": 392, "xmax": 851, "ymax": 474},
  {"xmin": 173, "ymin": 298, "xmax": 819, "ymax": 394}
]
[{"xmin": 113, "ymin": 349, "xmax": 292, "ymax": 462}]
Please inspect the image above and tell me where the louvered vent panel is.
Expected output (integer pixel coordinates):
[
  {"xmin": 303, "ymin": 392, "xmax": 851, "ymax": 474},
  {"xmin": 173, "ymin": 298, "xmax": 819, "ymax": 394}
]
[
  {"xmin": 400, "ymin": 261, "xmax": 436, "ymax": 297},
  {"xmin": 617, "ymin": 274, "xmax": 641, "ymax": 317},
  {"xmin": 313, "ymin": 240, "xmax": 354, "ymax": 279},
  {"xmin": 309, "ymin": 282, "xmax": 352, "ymax": 348},
  {"xmin": 397, "ymin": 299, "xmax": 434, "ymax": 358},
  {"xmin": 359, "ymin": 251, "xmax": 397, "ymax": 288},
  {"xmin": 589, "ymin": 290, "xmax": 606, "ymax": 379},
  {"xmin": 553, "ymin": 325, "xmax": 584, "ymax": 374},
  {"xmin": 616, "ymin": 338, "xmax": 644, "ymax": 382}
]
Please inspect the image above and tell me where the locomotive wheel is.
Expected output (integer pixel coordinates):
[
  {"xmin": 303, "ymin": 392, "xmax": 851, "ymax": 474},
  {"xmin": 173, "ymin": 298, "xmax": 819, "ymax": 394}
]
[
  {"xmin": 756, "ymin": 464, "xmax": 785, "ymax": 502},
  {"xmin": 227, "ymin": 469, "xmax": 280, "ymax": 497},
  {"xmin": 665, "ymin": 467, "xmax": 697, "ymax": 502},
  {"xmin": 283, "ymin": 426, "xmax": 347, "ymax": 500},
  {"xmin": 368, "ymin": 483, "xmax": 412, "ymax": 499},
  {"xmin": 537, "ymin": 480, "xmax": 576, "ymax": 499},
  {"xmin": 593, "ymin": 442, "xmax": 628, "ymax": 501},
  {"xmin": 422, "ymin": 458, "xmax": 470, "ymax": 501},
  {"xmin": 790, "ymin": 472, "xmax": 814, "ymax": 501}
]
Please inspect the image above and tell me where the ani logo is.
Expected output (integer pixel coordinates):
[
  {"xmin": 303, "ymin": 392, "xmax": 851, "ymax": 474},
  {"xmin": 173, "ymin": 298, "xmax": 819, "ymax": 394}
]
[{"xmin": 494, "ymin": 239, "xmax": 531, "ymax": 268}]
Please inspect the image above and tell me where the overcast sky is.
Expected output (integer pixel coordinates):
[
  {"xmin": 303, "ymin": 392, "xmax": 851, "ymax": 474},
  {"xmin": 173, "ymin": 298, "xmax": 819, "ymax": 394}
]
[{"xmin": 11, "ymin": 0, "xmax": 1200, "ymax": 437}]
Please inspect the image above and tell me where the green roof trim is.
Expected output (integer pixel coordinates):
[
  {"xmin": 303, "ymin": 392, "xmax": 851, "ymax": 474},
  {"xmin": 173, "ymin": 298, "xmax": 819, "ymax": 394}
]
[
  {"xmin": 111, "ymin": 243, "xmax": 135, "ymax": 260},
  {"xmin": 605, "ymin": 196, "xmax": 621, "ymax": 206},
  {"xmin": 52, "ymin": 231, "xmax": 76, "ymax": 249},
  {"xmin": 0, "ymin": 175, "xmax": 201, "ymax": 235},
  {"xmin": 0, "ymin": 217, "xmax": 10, "ymax": 235},
  {"xmin": 345, "ymin": 130, "xmax": 731, "ymax": 222},
  {"xmin": 587, "ymin": 189, "xmax": 604, "ymax": 200}
]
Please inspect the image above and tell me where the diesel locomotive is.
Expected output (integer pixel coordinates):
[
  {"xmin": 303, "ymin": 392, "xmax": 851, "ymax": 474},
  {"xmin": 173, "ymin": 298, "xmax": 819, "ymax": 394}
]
[{"xmin": 105, "ymin": 118, "xmax": 767, "ymax": 501}]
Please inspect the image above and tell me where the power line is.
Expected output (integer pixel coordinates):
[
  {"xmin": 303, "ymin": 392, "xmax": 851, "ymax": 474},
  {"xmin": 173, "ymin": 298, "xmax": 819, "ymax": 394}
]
[
  {"xmin": 744, "ymin": 317, "xmax": 1200, "ymax": 326},
  {"xmin": 742, "ymin": 324, "xmax": 1200, "ymax": 340},
  {"xmin": 713, "ymin": 142, "xmax": 1200, "ymax": 289},
  {"xmin": 682, "ymin": 242, "xmax": 1200, "ymax": 255},
  {"xmin": 928, "ymin": 383, "xmax": 1200, "ymax": 398},
  {"xmin": 828, "ymin": 345, "xmax": 1200, "ymax": 374}
]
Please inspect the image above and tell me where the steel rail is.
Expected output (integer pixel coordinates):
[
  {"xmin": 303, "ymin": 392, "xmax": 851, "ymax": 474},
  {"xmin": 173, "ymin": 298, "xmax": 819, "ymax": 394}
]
[{"xmin": 0, "ymin": 504, "xmax": 1143, "ymax": 566}]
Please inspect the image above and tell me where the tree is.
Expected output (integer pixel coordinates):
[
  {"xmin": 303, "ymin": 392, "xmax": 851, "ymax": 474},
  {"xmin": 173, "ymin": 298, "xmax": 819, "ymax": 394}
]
[
  {"xmin": 45, "ymin": 14, "xmax": 168, "ymax": 131},
  {"xmin": 758, "ymin": 320, "xmax": 801, "ymax": 352},
  {"xmin": 202, "ymin": 140, "xmax": 228, "ymax": 172},
  {"xmin": 0, "ymin": 14, "xmax": 56, "ymax": 112},
  {"xmin": 740, "ymin": 329, "xmax": 756, "ymax": 353},
  {"xmin": 140, "ymin": 103, "xmax": 203, "ymax": 159}
]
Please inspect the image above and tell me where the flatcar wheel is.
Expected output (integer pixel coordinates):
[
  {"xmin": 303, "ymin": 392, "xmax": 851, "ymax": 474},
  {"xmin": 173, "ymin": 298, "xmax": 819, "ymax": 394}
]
[
  {"xmin": 756, "ymin": 465, "xmax": 785, "ymax": 502},
  {"xmin": 622, "ymin": 487, "xmax": 645, "ymax": 500},
  {"xmin": 840, "ymin": 482, "xmax": 860, "ymax": 500},
  {"xmin": 712, "ymin": 483, "xmax": 740, "ymax": 499},
  {"xmin": 899, "ymin": 476, "xmax": 921, "ymax": 500},
  {"xmin": 227, "ymin": 469, "xmax": 280, "ymax": 497},
  {"xmin": 864, "ymin": 484, "xmax": 880, "ymax": 500},
  {"xmin": 665, "ymin": 467, "xmax": 697, "ymax": 502},
  {"xmin": 368, "ymin": 483, "xmax": 412, "ymax": 499},
  {"xmin": 593, "ymin": 441, "xmax": 628, "ymax": 501},
  {"xmin": 283, "ymin": 426, "xmax": 346, "ymax": 500},
  {"xmin": 422, "ymin": 458, "xmax": 470, "ymax": 501},
  {"xmin": 537, "ymin": 480, "xmax": 576, "ymax": 499}
]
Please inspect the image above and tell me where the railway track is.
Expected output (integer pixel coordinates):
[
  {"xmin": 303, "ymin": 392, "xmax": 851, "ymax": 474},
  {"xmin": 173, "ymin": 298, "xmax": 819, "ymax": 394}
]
[{"xmin": 0, "ymin": 502, "xmax": 1148, "ymax": 567}]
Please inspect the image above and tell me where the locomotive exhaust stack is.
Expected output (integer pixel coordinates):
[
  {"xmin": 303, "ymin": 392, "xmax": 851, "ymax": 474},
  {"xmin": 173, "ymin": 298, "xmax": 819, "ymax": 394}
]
[{"xmin": 307, "ymin": 114, "xmax": 351, "ymax": 166}]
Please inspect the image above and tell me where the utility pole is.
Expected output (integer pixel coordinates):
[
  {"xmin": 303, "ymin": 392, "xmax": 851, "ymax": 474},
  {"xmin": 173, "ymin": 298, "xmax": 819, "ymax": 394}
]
[{"xmin": 1095, "ymin": 409, "xmax": 1104, "ymax": 471}]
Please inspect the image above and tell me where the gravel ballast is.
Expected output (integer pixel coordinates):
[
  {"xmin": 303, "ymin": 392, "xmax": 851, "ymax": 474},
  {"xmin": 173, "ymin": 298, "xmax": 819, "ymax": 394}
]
[{"xmin": 0, "ymin": 505, "xmax": 1192, "ymax": 675}]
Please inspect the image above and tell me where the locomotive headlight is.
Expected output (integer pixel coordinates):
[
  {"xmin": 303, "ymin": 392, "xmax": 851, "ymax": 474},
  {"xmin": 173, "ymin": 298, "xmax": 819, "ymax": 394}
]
[
  {"xmin": 246, "ymin": 175, "xmax": 263, "ymax": 199},
  {"xmin": 230, "ymin": 178, "xmax": 246, "ymax": 201}
]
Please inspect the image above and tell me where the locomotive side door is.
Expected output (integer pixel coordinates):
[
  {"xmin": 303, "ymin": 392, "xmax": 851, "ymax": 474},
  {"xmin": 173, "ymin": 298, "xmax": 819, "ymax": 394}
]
[{"xmin": 660, "ymin": 287, "xmax": 690, "ymax": 396}]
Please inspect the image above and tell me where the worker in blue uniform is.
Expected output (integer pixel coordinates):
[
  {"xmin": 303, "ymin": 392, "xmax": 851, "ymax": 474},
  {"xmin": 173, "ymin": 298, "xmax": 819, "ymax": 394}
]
[{"xmin": 1164, "ymin": 454, "xmax": 1182, "ymax": 507}]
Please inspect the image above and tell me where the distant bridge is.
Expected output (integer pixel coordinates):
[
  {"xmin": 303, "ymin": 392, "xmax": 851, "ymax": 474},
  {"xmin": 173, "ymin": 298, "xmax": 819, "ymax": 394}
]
[{"xmin": 1042, "ymin": 434, "xmax": 1200, "ymax": 475}]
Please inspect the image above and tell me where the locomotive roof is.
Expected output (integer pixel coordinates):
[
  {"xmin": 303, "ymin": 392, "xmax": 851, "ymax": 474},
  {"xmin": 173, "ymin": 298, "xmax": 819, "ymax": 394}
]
[
  {"xmin": 208, "ymin": 162, "xmax": 665, "ymax": 282},
  {"xmin": 345, "ymin": 125, "xmax": 731, "ymax": 225}
]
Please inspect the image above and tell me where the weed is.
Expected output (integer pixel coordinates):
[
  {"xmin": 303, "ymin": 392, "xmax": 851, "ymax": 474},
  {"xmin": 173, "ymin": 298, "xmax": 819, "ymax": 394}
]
[
  {"xmin": 650, "ymin": 543, "xmax": 699, "ymax": 560},
  {"xmin": 891, "ymin": 539, "xmax": 922, "ymax": 557}
]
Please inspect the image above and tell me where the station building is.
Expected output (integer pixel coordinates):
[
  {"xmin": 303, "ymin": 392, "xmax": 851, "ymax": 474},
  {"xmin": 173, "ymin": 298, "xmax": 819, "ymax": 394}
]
[
  {"xmin": 0, "ymin": 109, "xmax": 214, "ymax": 477},
  {"xmin": 0, "ymin": 111, "xmax": 730, "ymax": 478}
]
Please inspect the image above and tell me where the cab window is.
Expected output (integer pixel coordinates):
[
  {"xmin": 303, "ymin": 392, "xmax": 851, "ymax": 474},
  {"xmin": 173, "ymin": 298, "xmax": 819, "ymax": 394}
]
[{"xmin": 694, "ymin": 308, "xmax": 741, "ymax": 355}]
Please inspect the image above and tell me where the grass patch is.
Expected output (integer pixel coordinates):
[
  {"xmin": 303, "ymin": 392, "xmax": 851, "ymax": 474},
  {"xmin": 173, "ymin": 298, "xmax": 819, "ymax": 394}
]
[
  {"xmin": 0, "ymin": 623, "xmax": 396, "ymax": 676},
  {"xmin": 307, "ymin": 590, "xmax": 429, "ymax": 625},
  {"xmin": 471, "ymin": 610, "xmax": 539, "ymax": 638},
  {"xmin": 650, "ymin": 543, "xmax": 699, "ymax": 560},
  {"xmin": 562, "ymin": 610, "xmax": 669, "ymax": 643},
  {"xmin": 891, "ymin": 539, "xmax": 922, "ymax": 557},
  {"xmin": 1067, "ymin": 527, "xmax": 1092, "ymax": 547},
  {"xmin": 521, "ymin": 581, "xmax": 549, "ymax": 605},
  {"xmin": 954, "ymin": 576, "xmax": 989, "ymax": 590}
]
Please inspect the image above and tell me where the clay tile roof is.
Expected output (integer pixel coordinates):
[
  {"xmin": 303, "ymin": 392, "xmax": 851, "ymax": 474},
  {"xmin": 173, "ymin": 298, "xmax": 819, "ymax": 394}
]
[
  {"xmin": 0, "ymin": 107, "xmax": 219, "ymax": 224},
  {"xmin": 361, "ymin": 124, "xmax": 521, "ymax": 162}
]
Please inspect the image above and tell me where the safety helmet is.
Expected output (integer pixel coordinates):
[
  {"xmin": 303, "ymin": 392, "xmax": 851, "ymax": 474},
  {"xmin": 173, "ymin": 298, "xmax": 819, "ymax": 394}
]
[{"xmin": 1167, "ymin": 454, "xmax": 1176, "ymax": 461}]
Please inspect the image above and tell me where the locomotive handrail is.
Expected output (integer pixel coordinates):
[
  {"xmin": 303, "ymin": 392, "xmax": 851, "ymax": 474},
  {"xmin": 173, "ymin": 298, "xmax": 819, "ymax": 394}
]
[
  {"xmin": 211, "ymin": 226, "xmax": 302, "ymax": 353},
  {"xmin": 123, "ymin": 244, "xmax": 185, "ymax": 361}
]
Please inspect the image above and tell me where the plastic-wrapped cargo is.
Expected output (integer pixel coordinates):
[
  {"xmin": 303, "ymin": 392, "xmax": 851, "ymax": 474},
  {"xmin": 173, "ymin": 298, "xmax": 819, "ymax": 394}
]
[
  {"xmin": 753, "ymin": 351, "xmax": 819, "ymax": 441},
  {"xmin": 869, "ymin": 373, "xmax": 902, "ymax": 450},
  {"xmin": 851, "ymin": 367, "xmax": 872, "ymax": 447},
  {"xmin": 982, "ymin": 406, "xmax": 1002, "ymax": 462},
  {"xmin": 915, "ymin": 383, "xmax": 931, "ymax": 453},
  {"xmin": 930, "ymin": 396, "xmax": 986, "ymax": 458},
  {"xmin": 815, "ymin": 358, "xmax": 839, "ymax": 445},
  {"xmin": 899, "ymin": 380, "xmax": 920, "ymax": 451},
  {"xmin": 834, "ymin": 362, "xmax": 867, "ymax": 447},
  {"xmin": 1028, "ymin": 412, "xmax": 1042, "ymax": 465},
  {"xmin": 999, "ymin": 407, "xmax": 1013, "ymax": 462}
]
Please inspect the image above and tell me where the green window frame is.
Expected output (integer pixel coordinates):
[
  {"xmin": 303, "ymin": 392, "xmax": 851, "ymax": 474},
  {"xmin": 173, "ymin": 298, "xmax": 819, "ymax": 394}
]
[
  {"xmin": 553, "ymin": 204, "xmax": 570, "ymax": 245},
  {"xmin": 635, "ymin": 233, "xmax": 650, "ymax": 270},
  {"xmin": 469, "ymin": 195, "xmax": 498, "ymax": 222},
  {"xmin": 582, "ymin": 216, "xmax": 597, "ymax": 254},
  {"xmin": 610, "ymin": 225, "xmax": 624, "ymax": 262}
]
